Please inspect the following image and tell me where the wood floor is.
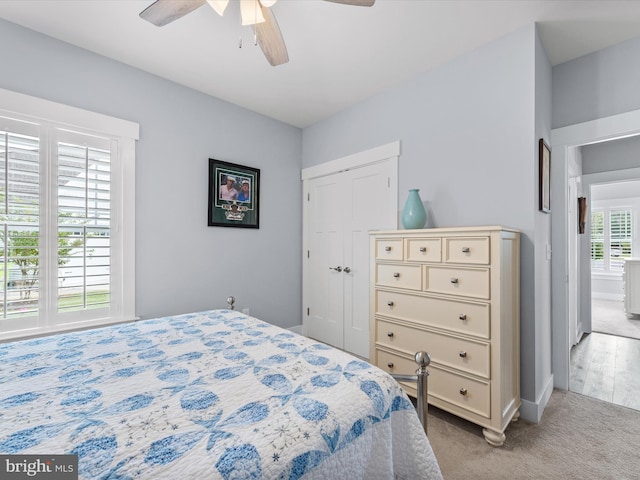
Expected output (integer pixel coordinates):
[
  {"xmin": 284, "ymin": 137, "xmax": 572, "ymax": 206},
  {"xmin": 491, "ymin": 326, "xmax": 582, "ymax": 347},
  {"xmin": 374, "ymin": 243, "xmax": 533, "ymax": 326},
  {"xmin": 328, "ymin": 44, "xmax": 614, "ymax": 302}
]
[{"xmin": 570, "ymin": 331, "xmax": 640, "ymax": 410}]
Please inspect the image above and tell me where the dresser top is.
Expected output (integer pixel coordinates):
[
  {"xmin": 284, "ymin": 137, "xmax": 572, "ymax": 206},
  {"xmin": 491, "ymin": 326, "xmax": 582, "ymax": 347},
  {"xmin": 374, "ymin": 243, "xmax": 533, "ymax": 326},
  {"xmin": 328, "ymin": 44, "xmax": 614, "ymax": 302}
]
[{"xmin": 369, "ymin": 225, "xmax": 520, "ymax": 235}]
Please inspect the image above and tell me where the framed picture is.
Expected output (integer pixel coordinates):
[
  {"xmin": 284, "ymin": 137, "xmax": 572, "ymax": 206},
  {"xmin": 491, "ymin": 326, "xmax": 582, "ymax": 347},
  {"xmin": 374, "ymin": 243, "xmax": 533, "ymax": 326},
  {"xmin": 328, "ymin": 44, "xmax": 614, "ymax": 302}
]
[
  {"xmin": 539, "ymin": 138, "xmax": 551, "ymax": 213},
  {"xmin": 208, "ymin": 158, "xmax": 260, "ymax": 228}
]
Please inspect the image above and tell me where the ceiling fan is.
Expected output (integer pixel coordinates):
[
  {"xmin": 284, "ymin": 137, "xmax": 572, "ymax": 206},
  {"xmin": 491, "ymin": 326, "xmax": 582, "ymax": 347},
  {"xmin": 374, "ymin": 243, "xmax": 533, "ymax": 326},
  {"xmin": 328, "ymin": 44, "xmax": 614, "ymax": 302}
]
[{"xmin": 139, "ymin": 0, "xmax": 375, "ymax": 67}]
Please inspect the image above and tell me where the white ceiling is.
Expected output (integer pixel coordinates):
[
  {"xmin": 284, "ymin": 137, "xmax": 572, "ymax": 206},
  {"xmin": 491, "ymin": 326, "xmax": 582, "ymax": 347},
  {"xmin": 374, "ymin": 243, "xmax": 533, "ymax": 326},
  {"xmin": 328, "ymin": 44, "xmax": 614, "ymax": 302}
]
[{"xmin": 1, "ymin": 0, "xmax": 640, "ymax": 128}]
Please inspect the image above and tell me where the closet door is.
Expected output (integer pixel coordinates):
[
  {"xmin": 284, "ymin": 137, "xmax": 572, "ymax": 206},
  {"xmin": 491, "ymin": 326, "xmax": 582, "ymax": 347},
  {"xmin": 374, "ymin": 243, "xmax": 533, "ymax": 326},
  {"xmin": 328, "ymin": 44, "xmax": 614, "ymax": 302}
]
[
  {"xmin": 343, "ymin": 163, "xmax": 396, "ymax": 357},
  {"xmin": 307, "ymin": 172, "xmax": 345, "ymax": 349},
  {"xmin": 305, "ymin": 159, "xmax": 396, "ymax": 358}
]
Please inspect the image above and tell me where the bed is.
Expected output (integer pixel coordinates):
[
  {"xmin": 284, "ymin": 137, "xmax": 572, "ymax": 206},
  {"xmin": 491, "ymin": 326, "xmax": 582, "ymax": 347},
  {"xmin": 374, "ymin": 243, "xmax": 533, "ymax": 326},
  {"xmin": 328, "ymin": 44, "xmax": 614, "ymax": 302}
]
[{"xmin": 0, "ymin": 309, "xmax": 443, "ymax": 479}]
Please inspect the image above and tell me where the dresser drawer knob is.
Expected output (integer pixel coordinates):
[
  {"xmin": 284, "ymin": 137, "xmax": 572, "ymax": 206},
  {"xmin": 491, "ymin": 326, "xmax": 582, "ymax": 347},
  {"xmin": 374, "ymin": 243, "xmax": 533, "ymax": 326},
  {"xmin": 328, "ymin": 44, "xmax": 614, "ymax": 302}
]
[
  {"xmin": 459, "ymin": 314, "xmax": 467, "ymax": 320},
  {"xmin": 387, "ymin": 331, "xmax": 394, "ymax": 338},
  {"xmin": 393, "ymin": 272, "xmax": 400, "ymax": 278},
  {"xmin": 419, "ymin": 247, "xmax": 427, "ymax": 252},
  {"xmin": 450, "ymin": 277, "xmax": 459, "ymax": 284},
  {"xmin": 385, "ymin": 246, "xmax": 392, "ymax": 252},
  {"xmin": 459, "ymin": 387, "xmax": 468, "ymax": 396},
  {"xmin": 387, "ymin": 362, "xmax": 394, "ymax": 369},
  {"xmin": 459, "ymin": 351, "xmax": 467, "ymax": 358},
  {"xmin": 462, "ymin": 247, "xmax": 470, "ymax": 253},
  {"xmin": 387, "ymin": 300, "xmax": 395, "ymax": 307}
]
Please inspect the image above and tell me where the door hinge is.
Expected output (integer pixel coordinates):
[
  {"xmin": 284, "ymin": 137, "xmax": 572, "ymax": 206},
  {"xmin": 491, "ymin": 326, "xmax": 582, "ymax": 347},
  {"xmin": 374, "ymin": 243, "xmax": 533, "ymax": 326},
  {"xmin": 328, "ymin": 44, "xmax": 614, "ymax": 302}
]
[
  {"xmin": 307, "ymin": 193, "xmax": 310, "ymax": 201},
  {"xmin": 307, "ymin": 307, "xmax": 310, "ymax": 316},
  {"xmin": 307, "ymin": 250, "xmax": 310, "ymax": 258}
]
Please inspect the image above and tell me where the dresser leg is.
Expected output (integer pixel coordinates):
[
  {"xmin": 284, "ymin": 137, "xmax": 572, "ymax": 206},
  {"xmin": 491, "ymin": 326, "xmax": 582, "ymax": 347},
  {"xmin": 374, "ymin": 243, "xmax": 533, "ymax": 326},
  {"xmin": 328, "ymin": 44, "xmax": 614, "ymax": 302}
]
[
  {"xmin": 482, "ymin": 428, "xmax": 506, "ymax": 447},
  {"xmin": 511, "ymin": 410, "xmax": 521, "ymax": 422}
]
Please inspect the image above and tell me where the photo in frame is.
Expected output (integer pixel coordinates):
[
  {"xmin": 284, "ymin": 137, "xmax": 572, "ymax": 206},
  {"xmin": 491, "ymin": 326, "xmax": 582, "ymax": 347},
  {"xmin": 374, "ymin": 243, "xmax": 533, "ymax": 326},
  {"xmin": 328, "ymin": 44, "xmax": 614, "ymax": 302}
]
[
  {"xmin": 208, "ymin": 158, "xmax": 260, "ymax": 228},
  {"xmin": 539, "ymin": 138, "xmax": 551, "ymax": 213}
]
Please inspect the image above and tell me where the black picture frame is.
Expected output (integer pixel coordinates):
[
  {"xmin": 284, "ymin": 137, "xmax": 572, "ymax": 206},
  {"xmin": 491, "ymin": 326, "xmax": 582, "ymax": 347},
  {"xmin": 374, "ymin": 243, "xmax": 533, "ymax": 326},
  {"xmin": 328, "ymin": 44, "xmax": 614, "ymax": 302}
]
[
  {"xmin": 208, "ymin": 158, "xmax": 260, "ymax": 228},
  {"xmin": 539, "ymin": 138, "xmax": 551, "ymax": 213}
]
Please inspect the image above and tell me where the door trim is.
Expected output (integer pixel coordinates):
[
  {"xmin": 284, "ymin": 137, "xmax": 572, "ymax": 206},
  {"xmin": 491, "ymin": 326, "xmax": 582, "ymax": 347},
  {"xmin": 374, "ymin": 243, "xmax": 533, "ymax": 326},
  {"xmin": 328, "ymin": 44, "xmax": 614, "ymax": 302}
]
[
  {"xmin": 301, "ymin": 141, "xmax": 400, "ymax": 180},
  {"xmin": 301, "ymin": 141, "xmax": 400, "ymax": 336},
  {"xmin": 551, "ymin": 109, "xmax": 640, "ymax": 390}
]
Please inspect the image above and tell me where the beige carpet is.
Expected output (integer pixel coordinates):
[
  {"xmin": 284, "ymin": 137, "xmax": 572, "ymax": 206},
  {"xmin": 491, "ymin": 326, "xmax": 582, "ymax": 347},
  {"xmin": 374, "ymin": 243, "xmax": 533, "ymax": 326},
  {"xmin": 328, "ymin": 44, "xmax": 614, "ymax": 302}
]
[{"xmin": 427, "ymin": 390, "xmax": 640, "ymax": 479}]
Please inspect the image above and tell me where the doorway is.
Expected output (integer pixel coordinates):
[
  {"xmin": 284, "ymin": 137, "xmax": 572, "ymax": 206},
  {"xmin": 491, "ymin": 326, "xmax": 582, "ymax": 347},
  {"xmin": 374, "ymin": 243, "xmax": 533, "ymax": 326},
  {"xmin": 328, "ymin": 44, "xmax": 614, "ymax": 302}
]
[
  {"xmin": 569, "ymin": 178, "xmax": 640, "ymax": 411},
  {"xmin": 551, "ymin": 108, "xmax": 640, "ymax": 393}
]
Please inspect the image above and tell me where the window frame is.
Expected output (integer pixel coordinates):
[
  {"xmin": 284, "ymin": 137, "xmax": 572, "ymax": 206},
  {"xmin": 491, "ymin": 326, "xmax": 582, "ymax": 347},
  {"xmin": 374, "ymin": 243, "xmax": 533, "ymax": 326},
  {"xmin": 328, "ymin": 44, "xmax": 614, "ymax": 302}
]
[
  {"xmin": 590, "ymin": 204, "xmax": 634, "ymax": 274},
  {"xmin": 0, "ymin": 87, "xmax": 137, "ymax": 340}
]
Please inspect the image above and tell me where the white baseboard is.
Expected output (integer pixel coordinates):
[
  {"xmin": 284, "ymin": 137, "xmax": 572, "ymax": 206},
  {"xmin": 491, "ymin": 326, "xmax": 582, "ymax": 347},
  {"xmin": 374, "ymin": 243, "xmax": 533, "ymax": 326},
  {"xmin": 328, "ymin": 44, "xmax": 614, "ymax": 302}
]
[{"xmin": 520, "ymin": 374, "xmax": 554, "ymax": 424}]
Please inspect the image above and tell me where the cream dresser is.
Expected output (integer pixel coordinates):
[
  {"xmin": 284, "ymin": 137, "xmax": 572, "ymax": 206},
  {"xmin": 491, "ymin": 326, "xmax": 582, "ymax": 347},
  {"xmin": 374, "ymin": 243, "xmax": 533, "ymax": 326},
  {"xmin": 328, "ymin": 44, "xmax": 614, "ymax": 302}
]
[{"xmin": 369, "ymin": 226, "xmax": 520, "ymax": 446}]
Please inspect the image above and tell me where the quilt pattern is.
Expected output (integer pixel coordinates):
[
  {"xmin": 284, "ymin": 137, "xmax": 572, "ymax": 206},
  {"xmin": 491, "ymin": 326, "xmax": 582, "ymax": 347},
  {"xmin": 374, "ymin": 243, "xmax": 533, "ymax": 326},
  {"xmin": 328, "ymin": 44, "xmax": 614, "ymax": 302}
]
[{"xmin": 0, "ymin": 310, "xmax": 437, "ymax": 479}]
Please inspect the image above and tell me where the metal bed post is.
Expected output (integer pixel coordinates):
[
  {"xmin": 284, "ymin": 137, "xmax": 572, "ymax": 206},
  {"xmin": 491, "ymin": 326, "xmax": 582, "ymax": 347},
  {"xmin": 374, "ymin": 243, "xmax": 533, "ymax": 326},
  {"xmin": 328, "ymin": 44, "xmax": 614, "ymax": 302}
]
[{"xmin": 390, "ymin": 351, "xmax": 430, "ymax": 435}]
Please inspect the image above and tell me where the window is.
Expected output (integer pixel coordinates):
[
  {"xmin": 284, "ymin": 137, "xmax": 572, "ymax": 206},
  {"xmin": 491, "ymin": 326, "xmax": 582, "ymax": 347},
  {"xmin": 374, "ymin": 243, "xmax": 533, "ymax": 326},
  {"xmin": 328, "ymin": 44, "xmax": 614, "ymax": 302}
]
[
  {"xmin": 0, "ymin": 88, "xmax": 137, "ymax": 340},
  {"xmin": 590, "ymin": 211, "xmax": 604, "ymax": 270},
  {"xmin": 610, "ymin": 209, "xmax": 632, "ymax": 270},
  {"xmin": 590, "ymin": 207, "xmax": 633, "ymax": 273}
]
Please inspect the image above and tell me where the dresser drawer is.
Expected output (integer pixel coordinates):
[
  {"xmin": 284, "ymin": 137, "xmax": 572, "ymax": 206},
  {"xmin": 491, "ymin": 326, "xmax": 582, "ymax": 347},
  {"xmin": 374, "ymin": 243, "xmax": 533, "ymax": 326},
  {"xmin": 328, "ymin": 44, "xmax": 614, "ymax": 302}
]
[
  {"xmin": 375, "ymin": 349, "xmax": 490, "ymax": 418},
  {"xmin": 428, "ymin": 365, "xmax": 490, "ymax": 418},
  {"xmin": 405, "ymin": 238, "xmax": 442, "ymax": 262},
  {"xmin": 375, "ymin": 290, "xmax": 490, "ymax": 339},
  {"xmin": 444, "ymin": 236, "xmax": 490, "ymax": 264},
  {"xmin": 375, "ymin": 319, "xmax": 490, "ymax": 378},
  {"xmin": 375, "ymin": 239, "xmax": 403, "ymax": 261},
  {"xmin": 376, "ymin": 264, "xmax": 422, "ymax": 290},
  {"xmin": 425, "ymin": 266, "xmax": 490, "ymax": 299}
]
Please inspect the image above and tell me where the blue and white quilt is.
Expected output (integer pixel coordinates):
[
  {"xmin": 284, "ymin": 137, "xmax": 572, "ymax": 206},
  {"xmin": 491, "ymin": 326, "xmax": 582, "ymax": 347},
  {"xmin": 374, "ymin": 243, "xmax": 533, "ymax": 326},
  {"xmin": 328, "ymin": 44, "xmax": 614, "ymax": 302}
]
[{"xmin": 0, "ymin": 310, "xmax": 443, "ymax": 479}]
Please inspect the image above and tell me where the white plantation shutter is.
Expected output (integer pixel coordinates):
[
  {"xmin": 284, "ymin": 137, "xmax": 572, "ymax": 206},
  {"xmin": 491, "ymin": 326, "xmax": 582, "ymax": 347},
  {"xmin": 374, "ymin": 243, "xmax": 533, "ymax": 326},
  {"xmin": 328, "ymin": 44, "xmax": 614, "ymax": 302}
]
[
  {"xmin": 0, "ymin": 88, "xmax": 137, "ymax": 340},
  {"xmin": 591, "ymin": 207, "xmax": 633, "ymax": 273},
  {"xmin": 590, "ymin": 211, "xmax": 604, "ymax": 271},
  {"xmin": 57, "ymin": 136, "xmax": 111, "ymax": 314},
  {"xmin": 0, "ymin": 122, "xmax": 40, "ymax": 322},
  {"xmin": 609, "ymin": 209, "xmax": 632, "ymax": 271}
]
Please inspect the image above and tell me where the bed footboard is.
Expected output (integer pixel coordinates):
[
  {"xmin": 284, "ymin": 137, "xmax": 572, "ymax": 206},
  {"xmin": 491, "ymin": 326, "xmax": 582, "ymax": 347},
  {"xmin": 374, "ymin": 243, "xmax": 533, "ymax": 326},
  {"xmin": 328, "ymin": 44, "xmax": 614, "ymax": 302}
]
[{"xmin": 390, "ymin": 351, "xmax": 430, "ymax": 434}]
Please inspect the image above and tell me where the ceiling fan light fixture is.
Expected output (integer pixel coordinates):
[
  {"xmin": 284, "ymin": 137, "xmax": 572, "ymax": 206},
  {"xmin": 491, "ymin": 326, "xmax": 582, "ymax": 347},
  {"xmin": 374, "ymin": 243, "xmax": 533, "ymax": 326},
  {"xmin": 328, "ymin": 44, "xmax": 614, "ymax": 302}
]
[
  {"xmin": 240, "ymin": 0, "xmax": 266, "ymax": 25},
  {"xmin": 206, "ymin": 0, "xmax": 229, "ymax": 16}
]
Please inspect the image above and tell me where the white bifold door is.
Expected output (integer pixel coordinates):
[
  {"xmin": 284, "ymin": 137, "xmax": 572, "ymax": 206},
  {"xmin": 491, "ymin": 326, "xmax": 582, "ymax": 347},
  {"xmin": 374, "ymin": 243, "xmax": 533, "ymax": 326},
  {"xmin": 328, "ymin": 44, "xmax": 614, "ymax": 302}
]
[{"xmin": 303, "ymin": 147, "xmax": 398, "ymax": 359}]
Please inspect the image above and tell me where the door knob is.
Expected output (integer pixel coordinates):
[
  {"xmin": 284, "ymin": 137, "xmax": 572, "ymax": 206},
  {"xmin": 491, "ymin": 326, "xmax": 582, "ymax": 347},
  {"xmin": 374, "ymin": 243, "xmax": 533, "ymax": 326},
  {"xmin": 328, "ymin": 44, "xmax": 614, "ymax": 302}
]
[{"xmin": 329, "ymin": 266, "xmax": 342, "ymax": 272}]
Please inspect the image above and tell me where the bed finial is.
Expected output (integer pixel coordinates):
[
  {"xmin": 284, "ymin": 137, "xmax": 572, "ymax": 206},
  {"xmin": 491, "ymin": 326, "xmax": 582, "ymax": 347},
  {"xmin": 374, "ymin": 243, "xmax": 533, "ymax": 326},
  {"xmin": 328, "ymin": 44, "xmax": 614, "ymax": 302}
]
[{"xmin": 227, "ymin": 296, "xmax": 235, "ymax": 310}]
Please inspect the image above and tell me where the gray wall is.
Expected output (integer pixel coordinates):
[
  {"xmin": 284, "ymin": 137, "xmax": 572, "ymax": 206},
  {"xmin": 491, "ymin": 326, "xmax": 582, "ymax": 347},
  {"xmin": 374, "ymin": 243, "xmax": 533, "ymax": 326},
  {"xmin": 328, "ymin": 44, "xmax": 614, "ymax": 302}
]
[
  {"xmin": 0, "ymin": 19, "xmax": 303, "ymax": 327},
  {"xmin": 582, "ymin": 135, "xmax": 640, "ymax": 174},
  {"xmin": 552, "ymin": 36, "xmax": 640, "ymax": 129},
  {"xmin": 303, "ymin": 24, "xmax": 553, "ymax": 419}
]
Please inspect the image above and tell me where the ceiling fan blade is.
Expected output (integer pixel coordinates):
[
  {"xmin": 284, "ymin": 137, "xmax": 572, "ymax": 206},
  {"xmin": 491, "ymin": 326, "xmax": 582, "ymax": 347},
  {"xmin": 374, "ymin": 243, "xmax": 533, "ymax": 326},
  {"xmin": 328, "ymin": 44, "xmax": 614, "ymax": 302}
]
[
  {"xmin": 140, "ymin": 0, "xmax": 207, "ymax": 27},
  {"xmin": 323, "ymin": 0, "xmax": 375, "ymax": 6},
  {"xmin": 256, "ymin": 5, "xmax": 289, "ymax": 66}
]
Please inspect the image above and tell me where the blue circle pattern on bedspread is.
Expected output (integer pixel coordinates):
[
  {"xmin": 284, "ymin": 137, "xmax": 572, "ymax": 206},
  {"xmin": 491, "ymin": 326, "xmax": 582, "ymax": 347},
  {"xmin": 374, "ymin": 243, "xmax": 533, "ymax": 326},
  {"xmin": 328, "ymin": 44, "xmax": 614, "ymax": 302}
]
[{"xmin": 0, "ymin": 310, "xmax": 414, "ymax": 479}]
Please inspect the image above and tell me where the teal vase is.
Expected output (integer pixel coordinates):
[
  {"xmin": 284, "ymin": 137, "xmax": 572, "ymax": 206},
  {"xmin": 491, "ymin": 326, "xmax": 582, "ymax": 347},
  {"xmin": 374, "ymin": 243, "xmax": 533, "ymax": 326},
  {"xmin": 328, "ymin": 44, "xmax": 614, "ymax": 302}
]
[{"xmin": 402, "ymin": 189, "xmax": 427, "ymax": 229}]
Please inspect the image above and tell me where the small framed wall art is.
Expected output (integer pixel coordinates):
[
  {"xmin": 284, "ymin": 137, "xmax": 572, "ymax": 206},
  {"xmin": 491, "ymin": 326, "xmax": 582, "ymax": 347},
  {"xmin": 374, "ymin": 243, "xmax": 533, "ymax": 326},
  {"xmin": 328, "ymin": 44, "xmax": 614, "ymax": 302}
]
[
  {"xmin": 208, "ymin": 158, "xmax": 260, "ymax": 228},
  {"xmin": 539, "ymin": 138, "xmax": 551, "ymax": 213}
]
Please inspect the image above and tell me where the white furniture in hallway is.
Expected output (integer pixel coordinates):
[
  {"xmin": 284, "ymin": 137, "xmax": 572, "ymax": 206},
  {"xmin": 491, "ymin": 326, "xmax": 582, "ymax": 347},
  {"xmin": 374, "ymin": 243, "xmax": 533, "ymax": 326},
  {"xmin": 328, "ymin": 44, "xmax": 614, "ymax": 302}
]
[{"xmin": 624, "ymin": 258, "xmax": 640, "ymax": 317}]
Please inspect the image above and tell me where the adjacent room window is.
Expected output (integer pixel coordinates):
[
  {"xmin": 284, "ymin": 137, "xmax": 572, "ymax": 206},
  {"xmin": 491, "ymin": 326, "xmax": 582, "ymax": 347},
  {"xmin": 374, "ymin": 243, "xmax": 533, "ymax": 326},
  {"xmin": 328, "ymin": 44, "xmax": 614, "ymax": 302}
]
[
  {"xmin": 590, "ymin": 210, "xmax": 604, "ymax": 270},
  {"xmin": 590, "ymin": 207, "xmax": 633, "ymax": 272},
  {"xmin": 0, "ymin": 88, "xmax": 137, "ymax": 340}
]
